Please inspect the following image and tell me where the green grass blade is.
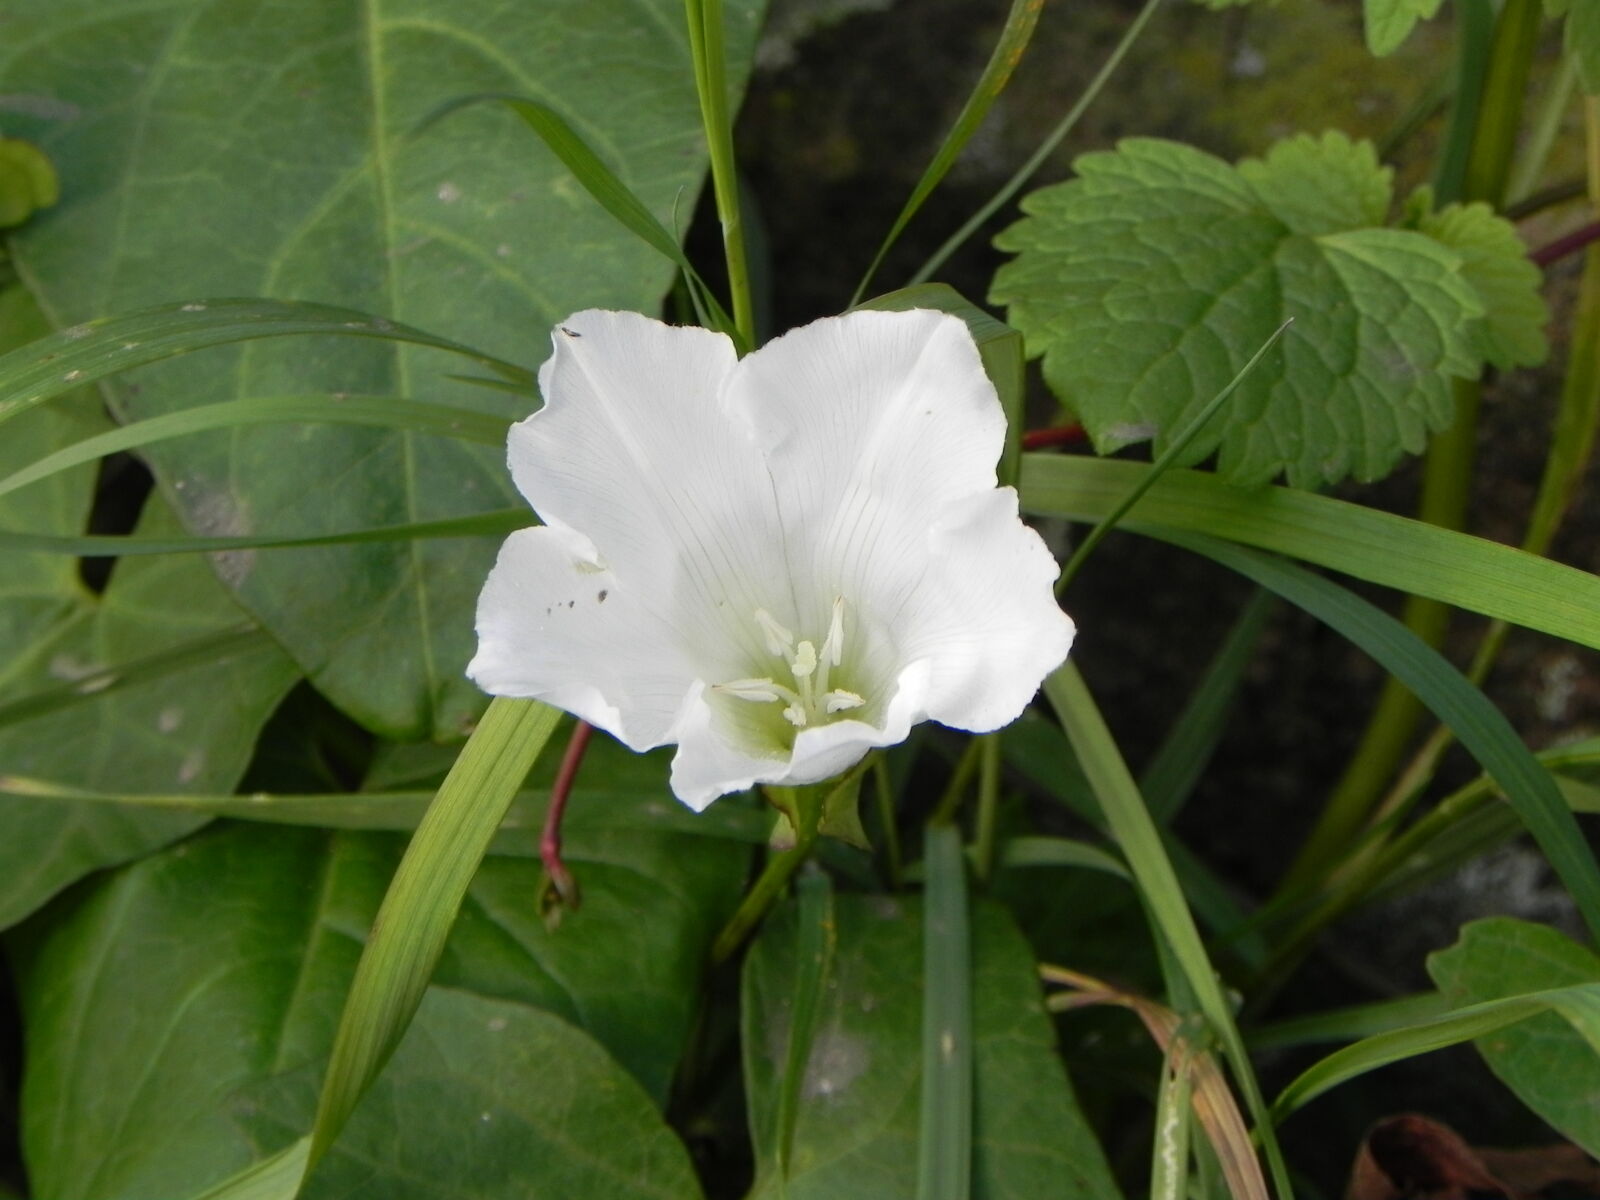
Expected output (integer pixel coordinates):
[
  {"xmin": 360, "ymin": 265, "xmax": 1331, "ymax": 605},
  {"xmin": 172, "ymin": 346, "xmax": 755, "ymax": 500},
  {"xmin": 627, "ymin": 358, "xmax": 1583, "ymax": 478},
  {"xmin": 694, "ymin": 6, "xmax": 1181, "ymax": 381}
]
[
  {"xmin": 1162, "ymin": 531, "xmax": 1600, "ymax": 945},
  {"xmin": 911, "ymin": 0, "xmax": 1163, "ymax": 286},
  {"xmin": 918, "ymin": 823, "xmax": 973, "ymax": 1200},
  {"xmin": 0, "ymin": 396, "xmax": 510, "ymax": 502},
  {"xmin": 851, "ymin": 0, "xmax": 1045, "ymax": 305},
  {"xmin": 1271, "ymin": 984, "xmax": 1600, "ymax": 1121},
  {"xmin": 302, "ymin": 697, "xmax": 562, "ymax": 1181},
  {"xmin": 0, "ymin": 298, "xmax": 532, "ymax": 429},
  {"xmin": 1046, "ymin": 663, "xmax": 1291, "ymax": 1199},
  {"xmin": 1019, "ymin": 455, "xmax": 1600, "ymax": 651},
  {"xmin": 0, "ymin": 774, "xmax": 773, "ymax": 843},
  {"xmin": 1057, "ymin": 320, "xmax": 1292, "ymax": 590},
  {"xmin": 1249, "ymin": 992, "xmax": 1452, "ymax": 1052},
  {"xmin": 0, "ymin": 509, "xmax": 531, "ymax": 556},
  {"xmin": 191, "ymin": 1138, "xmax": 309, "ymax": 1200},
  {"xmin": 1140, "ymin": 591, "xmax": 1273, "ymax": 822},
  {"xmin": 0, "ymin": 625, "xmax": 267, "ymax": 729},
  {"xmin": 996, "ymin": 835, "xmax": 1130, "ymax": 880}
]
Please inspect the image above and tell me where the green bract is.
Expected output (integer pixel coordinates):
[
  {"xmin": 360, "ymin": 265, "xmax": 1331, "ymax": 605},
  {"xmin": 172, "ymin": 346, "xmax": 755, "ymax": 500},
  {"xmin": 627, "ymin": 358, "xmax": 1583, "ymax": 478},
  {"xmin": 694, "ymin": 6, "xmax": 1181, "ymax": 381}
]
[{"xmin": 991, "ymin": 132, "xmax": 1548, "ymax": 488}]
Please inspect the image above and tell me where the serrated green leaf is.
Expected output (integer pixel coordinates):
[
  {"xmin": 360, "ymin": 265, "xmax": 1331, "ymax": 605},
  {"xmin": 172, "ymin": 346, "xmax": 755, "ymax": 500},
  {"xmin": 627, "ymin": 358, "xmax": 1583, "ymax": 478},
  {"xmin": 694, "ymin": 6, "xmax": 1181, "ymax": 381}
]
[
  {"xmin": 741, "ymin": 896, "xmax": 1121, "ymax": 1200},
  {"xmin": 3, "ymin": 0, "xmax": 764, "ymax": 741},
  {"xmin": 993, "ymin": 133, "xmax": 1489, "ymax": 487},
  {"xmin": 0, "ymin": 284, "xmax": 299, "ymax": 931},
  {"xmin": 1417, "ymin": 200, "xmax": 1548, "ymax": 368},
  {"xmin": 1363, "ymin": 0, "xmax": 1445, "ymax": 56},
  {"xmin": 1427, "ymin": 918, "xmax": 1600, "ymax": 1154},
  {"xmin": 12, "ymin": 817, "xmax": 742, "ymax": 1198}
]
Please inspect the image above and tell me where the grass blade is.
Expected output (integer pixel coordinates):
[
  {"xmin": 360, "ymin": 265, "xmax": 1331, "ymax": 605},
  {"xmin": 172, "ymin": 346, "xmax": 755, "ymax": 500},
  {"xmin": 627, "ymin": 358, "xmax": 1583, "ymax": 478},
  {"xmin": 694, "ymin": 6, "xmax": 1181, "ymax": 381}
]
[
  {"xmin": 0, "ymin": 509, "xmax": 531, "ymax": 556},
  {"xmin": 918, "ymin": 823, "xmax": 973, "ymax": 1200},
  {"xmin": 1020, "ymin": 455, "xmax": 1600, "ymax": 651},
  {"xmin": 851, "ymin": 0, "xmax": 1045, "ymax": 304},
  {"xmin": 0, "ymin": 396, "xmax": 510, "ymax": 502},
  {"xmin": 1271, "ymin": 984, "xmax": 1600, "ymax": 1121},
  {"xmin": 1162, "ymin": 531, "xmax": 1600, "ymax": 945},
  {"xmin": 1045, "ymin": 663, "xmax": 1291, "ymax": 1198},
  {"xmin": 0, "ymin": 298, "xmax": 532, "ymax": 428},
  {"xmin": 302, "ymin": 697, "xmax": 562, "ymax": 1181},
  {"xmin": 0, "ymin": 774, "xmax": 773, "ymax": 843},
  {"xmin": 191, "ymin": 1138, "xmax": 309, "ymax": 1200}
]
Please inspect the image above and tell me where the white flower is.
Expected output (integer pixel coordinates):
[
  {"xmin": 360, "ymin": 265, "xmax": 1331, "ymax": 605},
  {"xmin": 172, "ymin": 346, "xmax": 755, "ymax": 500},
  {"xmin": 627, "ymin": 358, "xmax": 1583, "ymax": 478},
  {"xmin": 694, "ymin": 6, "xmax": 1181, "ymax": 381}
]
[{"xmin": 468, "ymin": 308, "xmax": 1075, "ymax": 811}]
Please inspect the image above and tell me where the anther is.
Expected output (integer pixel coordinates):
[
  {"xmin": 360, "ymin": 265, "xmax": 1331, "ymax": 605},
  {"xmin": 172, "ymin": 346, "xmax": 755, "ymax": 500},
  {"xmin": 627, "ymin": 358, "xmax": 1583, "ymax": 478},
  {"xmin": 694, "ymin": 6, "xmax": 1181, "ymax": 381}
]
[
  {"xmin": 754, "ymin": 609, "xmax": 795, "ymax": 657},
  {"xmin": 824, "ymin": 690, "xmax": 865, "ymax": 713},
  {"xmin": 792, "ymin": 640, "xmax": 817, "ymax": 677},
  {"xmin": 824, "ymin": 597, "xmax": 845, "ymax": 667},
  {"xmin": 782, "ymin": 704, "xmax": 808, "ymax": 728}
]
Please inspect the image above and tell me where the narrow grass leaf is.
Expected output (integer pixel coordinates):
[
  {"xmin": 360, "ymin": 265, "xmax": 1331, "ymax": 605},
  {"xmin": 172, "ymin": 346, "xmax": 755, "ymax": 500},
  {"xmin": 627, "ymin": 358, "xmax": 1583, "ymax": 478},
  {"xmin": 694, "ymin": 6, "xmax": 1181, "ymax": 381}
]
[
  {"xmin": 852, "ymin": 0, "xmax": 1045, "ymax": 304},
  {"xmin": 0, "ymin": 396, "xmax": 510, "ymax": 502},
  {"xmin": 1020, "ymin": 455, "xmax": 1600, "ymax": 651},
  {"xmin": 1161, "ymin": 532, "xmax": 1600, "ymax": 945},
  {"xmin": 0, "ymin": 298, "xmax": 532, "ymax": 429},
  {"xmin": 996, "ymin": 835, "xmax": 1130, "ymax": 880},
  {"xmin": 0, "ymin": 774, "xmax": 772, "ymax": 843},
  {"xmin": 918, "ymin": 824, "xmax": 973, "ymax": 1200},
  {"xmin": 1045, "ymin": 663, "xmax": 1291, "ymax": 1198},
  {"xmin": 191, "ymin": 1138, "xmax": 309, "ymax": 1200},
  {"xmin": 1249, "ymin": 992, "xmax": 1452, "ymax": 1051},
  {"xmin": 302, "ymin": 697, "xmax": 562, "ymax": 1181},
  {"xmin": 0, "ymin": 509, "xmax": 531, "ymax": 557},
  {"xmin": 1271, "ymin": 984, "xmax": 1600, "ymax": 1121}
]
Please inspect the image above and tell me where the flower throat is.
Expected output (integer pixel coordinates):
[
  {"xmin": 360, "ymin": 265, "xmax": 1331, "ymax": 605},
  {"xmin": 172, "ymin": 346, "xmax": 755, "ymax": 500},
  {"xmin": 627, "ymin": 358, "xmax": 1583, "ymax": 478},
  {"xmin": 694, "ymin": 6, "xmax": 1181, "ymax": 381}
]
[{"xmin": 714, "ymin": 597, "xmax": 865, "ymax": 728}]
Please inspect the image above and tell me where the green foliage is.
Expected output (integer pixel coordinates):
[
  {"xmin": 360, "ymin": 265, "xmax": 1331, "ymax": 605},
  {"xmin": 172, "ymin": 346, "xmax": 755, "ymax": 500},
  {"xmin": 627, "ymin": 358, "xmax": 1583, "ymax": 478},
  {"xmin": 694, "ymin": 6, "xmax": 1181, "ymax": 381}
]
[
  {"xmin": 1549, "ymin": 0, "xmax": 1600, "ymax": 93},
  {"xmin": 1363, "ymin": 0, "xmax": 1445, "ymax": 55},
  {"xmin": 0, "ymin": 285, "xmax": 299, "ymax": 930},
  {"xmin": 741, "ymin": 895, "xmax": 1120, "ymax": 1200},
  {"xmin": 993, "ymin": 132, "xmax": 1545, "ymax": 487},
  {"xmin": 1428, "ymin": 919, "xmax": 1600, "ymax": 1154},
  {"xmin": 3, "ymin": 0, "xmax": 761, "ymax": 742},
  {"xmin": 12, "ymin": 814, "xmax": 743, "ymax": 1198},
  {"xmin": 0, "ymin": 138, "xmax": 57, "ymax": 229}
]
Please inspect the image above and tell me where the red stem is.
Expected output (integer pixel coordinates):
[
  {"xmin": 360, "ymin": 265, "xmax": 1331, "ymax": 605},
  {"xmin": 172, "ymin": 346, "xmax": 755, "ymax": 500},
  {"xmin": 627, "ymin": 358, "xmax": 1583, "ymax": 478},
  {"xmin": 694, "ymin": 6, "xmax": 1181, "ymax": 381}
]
[
  {"xmin": 1021, "ymin": 423, "xmax": 1086, "ymax": 450},
  {"xmin": 1532, "ymin": 220, "xmax": 1600, "ymax": 269},
  {"xmin": 541, "ymin": 719, "xmax": 594, "ymax": 909}
]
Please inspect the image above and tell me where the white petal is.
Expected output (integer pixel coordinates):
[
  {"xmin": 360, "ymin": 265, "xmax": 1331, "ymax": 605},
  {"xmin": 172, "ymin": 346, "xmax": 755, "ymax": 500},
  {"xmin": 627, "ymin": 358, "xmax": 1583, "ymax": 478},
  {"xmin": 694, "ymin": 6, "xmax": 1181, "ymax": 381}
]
[
  {"xmin": 728, "ymin": 309, "xmax": 1004, "ymax": 633},
  {"xmin": 510, "ymin": 311, "xmax": 786, "ymax": 663},
  {"xmin": 894, "ymin": 489, "xmax": 1074, "ymax": 731},
  {"xmin": 467, "ymin": 526, "xmax": 697, "ymax": 750}
]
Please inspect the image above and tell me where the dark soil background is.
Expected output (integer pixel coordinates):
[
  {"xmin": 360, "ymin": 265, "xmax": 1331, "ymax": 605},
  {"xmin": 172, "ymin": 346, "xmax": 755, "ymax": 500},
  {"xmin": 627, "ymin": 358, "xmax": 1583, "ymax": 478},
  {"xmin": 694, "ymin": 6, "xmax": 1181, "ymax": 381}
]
[{"xmin": 709, "ymin": 0, "xmax": 1600, "ymax": 1187}]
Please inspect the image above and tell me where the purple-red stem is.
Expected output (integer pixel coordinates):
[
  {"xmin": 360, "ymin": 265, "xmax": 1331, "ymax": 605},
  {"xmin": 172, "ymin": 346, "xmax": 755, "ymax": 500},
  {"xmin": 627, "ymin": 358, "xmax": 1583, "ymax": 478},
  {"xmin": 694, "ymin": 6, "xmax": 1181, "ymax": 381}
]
[
  {"xmin": 1533, "ymin": 220, "xmax": 1600, "ymax": 269},
  {"xmin": 1021, "ymin": 423, "xmax": 1086, "ymax": 450},
  {"xmin": 542, "ymin": 719, "xmax": 594, "ymax": 908}
]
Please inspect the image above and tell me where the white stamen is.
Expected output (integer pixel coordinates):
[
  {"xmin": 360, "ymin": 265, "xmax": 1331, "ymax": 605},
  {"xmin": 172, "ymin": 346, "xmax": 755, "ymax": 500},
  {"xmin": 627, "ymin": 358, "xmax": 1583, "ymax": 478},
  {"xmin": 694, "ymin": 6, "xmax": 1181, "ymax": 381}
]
[
  {"xmin": 714, "ymin": 677, "xmax": 783, "ymax": 703},
  {"xmin": 824, "ymin": 690, "xmax": 865, "ymax": 713},
  {"xmin": 754, "ymin": 609, "xmax": 795, "ymax": 657},
  {"xmin": 782, "ymin": 704, "xmax": 808, "ymax": 728},
  {"xmin": 824, "ymin": 597, "xmax": 845, "ymax": 667}
]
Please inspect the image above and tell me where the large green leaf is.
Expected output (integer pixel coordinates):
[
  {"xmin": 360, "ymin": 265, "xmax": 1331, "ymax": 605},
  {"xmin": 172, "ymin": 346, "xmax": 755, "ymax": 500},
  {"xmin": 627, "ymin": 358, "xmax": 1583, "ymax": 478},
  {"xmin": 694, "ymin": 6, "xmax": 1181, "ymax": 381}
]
[
  {"xmin": 741, "ymin": 895, "xmax": 1121, "ymax": 1200},
  {"xmin": 992, "ymin": 133, "xmax": 1529, "ymax": 487},
  {"xmin": 1, "ymin": 0, "xmax": 763, "ymax": 740},
  {"xmin": 12, "ymin": 814, "xmax": 743, "ymax": 1198},
  {"xmin": 0, "ymin": 284, "xmax": 299, "ymax": 931},
  {"xmin": 1427, "ymin": 918, "xmax": 1600, "ymax": 1154}
]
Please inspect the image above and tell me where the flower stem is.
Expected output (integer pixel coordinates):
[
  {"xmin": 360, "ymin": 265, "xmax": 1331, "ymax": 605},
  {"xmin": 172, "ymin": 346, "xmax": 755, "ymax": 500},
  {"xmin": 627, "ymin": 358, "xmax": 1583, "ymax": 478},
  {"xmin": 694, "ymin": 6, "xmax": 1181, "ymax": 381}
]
[
  {"xmin": 539, "ymin": 719, "xmax": 593, "ymax": 919},
  {"xmin": 710, "ymin": 783, "xmax": 825, "ymax": 963},
  {"xmin": 684, "ymin": 0, "xmax": 755, "ymax": 346},
  {"xmin": 972, "ymin": 733, "xmax": 1003, "ymax": 881}
]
